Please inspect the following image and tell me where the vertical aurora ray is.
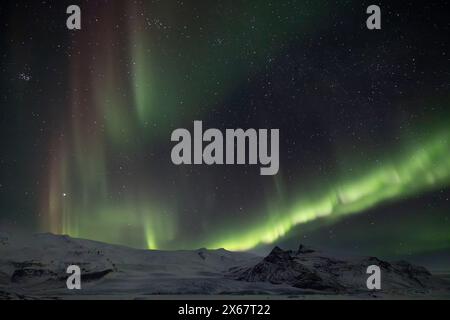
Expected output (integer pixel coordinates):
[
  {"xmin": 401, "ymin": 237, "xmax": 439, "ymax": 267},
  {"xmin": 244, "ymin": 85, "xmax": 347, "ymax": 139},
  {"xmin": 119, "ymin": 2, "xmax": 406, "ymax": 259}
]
[
  {"xmin": 41, "ymin": 2, "xmax": 176, "ymax": 249},
  {"xmin": 40, "ymin": 0, "xmax": 329, "ymax": 249},
  {"xmin": 129, "ymin": 2, "xmax": 154, "ymax": 126}
]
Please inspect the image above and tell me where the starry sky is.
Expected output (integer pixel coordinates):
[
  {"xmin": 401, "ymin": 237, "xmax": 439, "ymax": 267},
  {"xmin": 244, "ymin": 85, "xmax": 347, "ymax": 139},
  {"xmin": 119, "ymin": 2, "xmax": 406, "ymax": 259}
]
[{"xmin": 0, "ymin": 0, "xmax": 449, "ymax": 264}]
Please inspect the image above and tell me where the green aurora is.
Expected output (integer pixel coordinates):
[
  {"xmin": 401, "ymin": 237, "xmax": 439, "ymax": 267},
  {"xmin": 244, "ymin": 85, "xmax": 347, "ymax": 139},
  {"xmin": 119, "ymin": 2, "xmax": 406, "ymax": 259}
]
[
  {"xmin": 36, "ymin": 1, "xmax": 450, "ymax": 254},
  {"xmin": 206, "ymin": 129, "xmax": 450, "ymax": 251}
]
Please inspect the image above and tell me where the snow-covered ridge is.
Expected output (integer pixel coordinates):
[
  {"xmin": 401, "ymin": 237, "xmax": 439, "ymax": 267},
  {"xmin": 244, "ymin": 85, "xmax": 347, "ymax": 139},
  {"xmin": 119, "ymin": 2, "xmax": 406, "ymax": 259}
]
[
  {"xmin": 228, "ymin": 245, "xmax": 443, "ymax": 295},
  {"xmin": 0, "ymin": 234, "xmax": 449, "ymax": 299}
]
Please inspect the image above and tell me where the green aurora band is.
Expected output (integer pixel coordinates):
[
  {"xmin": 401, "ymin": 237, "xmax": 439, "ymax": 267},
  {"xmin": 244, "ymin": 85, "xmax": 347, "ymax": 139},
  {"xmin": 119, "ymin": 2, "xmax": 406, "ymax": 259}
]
[
  {"xmin": 44, "ymin": 124, "xmax": 450, "ymax": 251},
  {"xmin": 206, "ymin": 130, "xmax": 450, "ymax": 251}
]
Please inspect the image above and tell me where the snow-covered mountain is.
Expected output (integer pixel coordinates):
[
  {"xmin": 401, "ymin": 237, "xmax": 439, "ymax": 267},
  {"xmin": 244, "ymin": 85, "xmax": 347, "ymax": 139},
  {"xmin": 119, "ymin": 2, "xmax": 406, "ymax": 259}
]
[
  {"xmin": 228, "ymin": 245, "xmax": 448, "ymax": 296},
  {"xmin": 0, "ymin": 233, "xmax": 449, "ymax": 299}
]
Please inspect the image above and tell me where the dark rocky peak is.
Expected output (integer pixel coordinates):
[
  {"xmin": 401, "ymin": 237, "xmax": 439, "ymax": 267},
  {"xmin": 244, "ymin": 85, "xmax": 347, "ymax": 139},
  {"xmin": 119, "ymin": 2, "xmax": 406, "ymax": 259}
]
[
  {"xmin": 264, "ymin": 246, "xmax": 292, "ymax": 263},
  {"xmin": 297, "ymin": 244, "xmax": 315, "ymax": 255},
  {"xmin": 394, "ymin": 260, "xmax": 432, "ymax": 277}
]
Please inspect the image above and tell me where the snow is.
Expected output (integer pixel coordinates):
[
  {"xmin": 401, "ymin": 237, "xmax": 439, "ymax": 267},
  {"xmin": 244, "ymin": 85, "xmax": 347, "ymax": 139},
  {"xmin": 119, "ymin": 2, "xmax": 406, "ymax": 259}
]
[{"xmin": 0, "ymin": 234, "xmax": 449, "ymax": 299}]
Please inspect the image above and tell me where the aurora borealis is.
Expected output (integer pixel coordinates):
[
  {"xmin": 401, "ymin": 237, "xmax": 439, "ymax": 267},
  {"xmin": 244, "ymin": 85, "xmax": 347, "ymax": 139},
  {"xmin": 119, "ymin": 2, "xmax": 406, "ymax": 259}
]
[{"xmin": 1, "ymin": 1, "xmax": 449, "ymax": 261}]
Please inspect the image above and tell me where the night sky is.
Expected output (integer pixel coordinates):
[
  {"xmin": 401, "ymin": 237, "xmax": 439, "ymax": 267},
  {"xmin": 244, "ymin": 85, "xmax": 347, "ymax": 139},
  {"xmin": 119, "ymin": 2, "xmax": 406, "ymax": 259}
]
[{"xmin": 0, "ymin": 1, "xmax": 449, "ymax": 263}]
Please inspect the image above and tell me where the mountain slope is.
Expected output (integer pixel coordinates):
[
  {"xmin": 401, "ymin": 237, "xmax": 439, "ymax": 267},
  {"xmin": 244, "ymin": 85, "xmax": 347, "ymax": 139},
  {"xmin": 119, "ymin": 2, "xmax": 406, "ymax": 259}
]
[
  {"xmin": 228, "ymin": 245, "xmax": 445, "ymax": 295},
  {"xmin": 0, "ymin": 233, "xmax": 449, "ymax": 299}
]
